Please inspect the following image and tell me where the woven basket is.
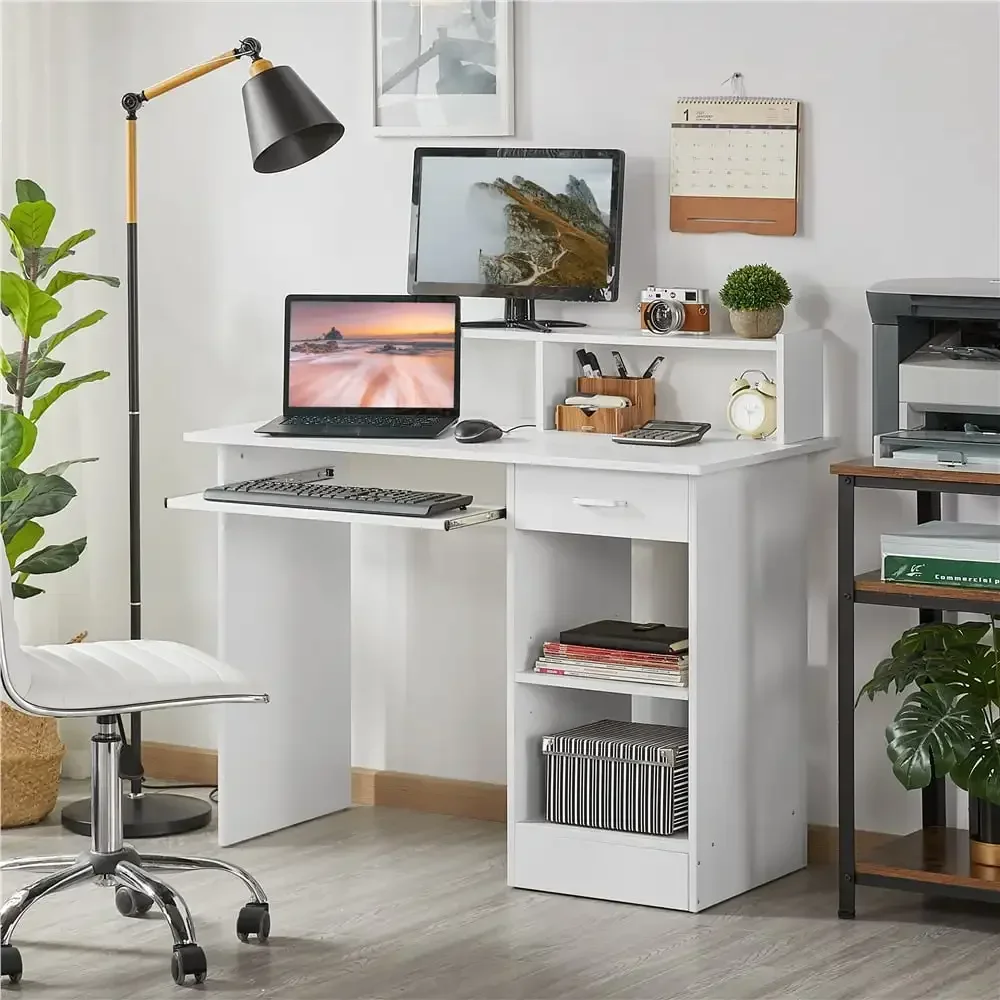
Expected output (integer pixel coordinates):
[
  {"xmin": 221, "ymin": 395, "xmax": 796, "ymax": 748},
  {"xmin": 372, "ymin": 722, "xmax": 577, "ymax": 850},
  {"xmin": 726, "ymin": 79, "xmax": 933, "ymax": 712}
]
[
  {"xmin": 0, "ymin": 629, "xmax": 82, "ymax": 828},
  {"xmin": 1, "ymin": 704, "xmax": 65, "ymax": 827}
]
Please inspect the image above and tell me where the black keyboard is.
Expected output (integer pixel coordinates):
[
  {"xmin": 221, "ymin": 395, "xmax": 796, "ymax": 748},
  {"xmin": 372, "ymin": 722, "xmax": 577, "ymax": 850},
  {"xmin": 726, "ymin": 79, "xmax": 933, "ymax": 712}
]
[
  {"xmin": 204, "ymin": 472, "xmax": 472, "ymax": 518},
  {"xmin": 281, "ymin": 414, "xmax": 443, "ymax": 429}
]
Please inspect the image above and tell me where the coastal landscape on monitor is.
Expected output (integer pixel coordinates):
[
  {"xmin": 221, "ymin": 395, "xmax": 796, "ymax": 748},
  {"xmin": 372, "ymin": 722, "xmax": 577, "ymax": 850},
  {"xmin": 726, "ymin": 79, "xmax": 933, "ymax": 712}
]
[{"xmin": 288, "ymin": 300, "xmax": 455, "ymax": 408}]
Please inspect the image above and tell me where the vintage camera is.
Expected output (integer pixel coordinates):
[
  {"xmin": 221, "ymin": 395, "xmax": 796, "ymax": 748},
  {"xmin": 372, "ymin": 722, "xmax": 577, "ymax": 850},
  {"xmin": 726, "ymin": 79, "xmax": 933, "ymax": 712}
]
[{"xmin": 639, "ymin": 287, "xmax": 711, "ymax": 335}]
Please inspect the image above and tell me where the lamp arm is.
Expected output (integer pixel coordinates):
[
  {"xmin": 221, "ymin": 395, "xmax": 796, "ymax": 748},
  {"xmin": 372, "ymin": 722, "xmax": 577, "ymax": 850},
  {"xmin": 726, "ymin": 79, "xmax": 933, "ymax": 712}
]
[{"xmin": 118, "ymin": 36, "xmax": 268, "ymax": 793}]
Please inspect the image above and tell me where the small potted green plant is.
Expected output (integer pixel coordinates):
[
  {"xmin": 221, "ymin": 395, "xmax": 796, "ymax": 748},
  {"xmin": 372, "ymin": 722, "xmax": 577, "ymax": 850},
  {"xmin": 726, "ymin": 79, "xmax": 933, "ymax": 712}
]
[
  {"xmin": 719, "ymin": 263, "xmax": 792, "ymax": 339},
  {"xmin": 859, "ymin": 619, "xmax": 1000, "ymax": 868},
  {"xmin": 1, "ymin": 178, "xmax": 117, "ymax": 826}
]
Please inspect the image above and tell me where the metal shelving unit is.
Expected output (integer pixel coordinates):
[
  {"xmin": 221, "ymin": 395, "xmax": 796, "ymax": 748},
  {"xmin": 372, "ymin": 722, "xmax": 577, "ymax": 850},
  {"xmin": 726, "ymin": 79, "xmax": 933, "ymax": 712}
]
[{"xmin": 834, "ymin": 459, "xmax": 1000, "ymax": 917}]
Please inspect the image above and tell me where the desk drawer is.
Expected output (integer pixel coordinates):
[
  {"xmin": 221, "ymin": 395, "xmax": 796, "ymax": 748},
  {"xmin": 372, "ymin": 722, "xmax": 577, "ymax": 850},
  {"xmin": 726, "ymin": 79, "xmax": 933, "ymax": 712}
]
[{"xmin": 514, "ymin": 467, "xmax": 688, "ymax": 542}]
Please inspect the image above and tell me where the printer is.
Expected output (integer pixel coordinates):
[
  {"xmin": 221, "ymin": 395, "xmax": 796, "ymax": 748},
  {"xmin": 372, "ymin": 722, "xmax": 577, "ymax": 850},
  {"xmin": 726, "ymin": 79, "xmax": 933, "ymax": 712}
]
[{"xmin": 869, "ymin": 278, "xmax": 1000, "ymax": 470}]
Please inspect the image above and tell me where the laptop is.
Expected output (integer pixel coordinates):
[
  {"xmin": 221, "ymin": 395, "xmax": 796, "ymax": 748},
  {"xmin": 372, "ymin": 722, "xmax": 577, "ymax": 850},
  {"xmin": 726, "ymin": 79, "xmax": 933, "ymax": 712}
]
[{"xmin": 256, "ymin": 294, "xmax": 461, "ymax": 439}]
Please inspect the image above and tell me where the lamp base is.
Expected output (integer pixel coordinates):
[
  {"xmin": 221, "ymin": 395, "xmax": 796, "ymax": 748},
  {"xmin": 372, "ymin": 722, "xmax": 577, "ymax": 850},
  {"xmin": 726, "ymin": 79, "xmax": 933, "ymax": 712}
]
[{"xmin": 60, "ymin": 792, "xmax": 213, "ymax": 838}]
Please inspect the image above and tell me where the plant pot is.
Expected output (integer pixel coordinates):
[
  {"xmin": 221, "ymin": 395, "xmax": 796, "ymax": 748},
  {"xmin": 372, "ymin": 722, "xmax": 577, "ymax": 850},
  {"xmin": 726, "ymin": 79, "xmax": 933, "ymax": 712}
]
[
  {"xmin": 729, "ymin": 306, "xmax": 784, "ymax": 340},
  {"xmin": 0, "ymin": 703, "xmax": 65, "ymax": 828},
  {"xmin": 970, "ymin": 795, "xmax": 1000, "ymax": 868}
]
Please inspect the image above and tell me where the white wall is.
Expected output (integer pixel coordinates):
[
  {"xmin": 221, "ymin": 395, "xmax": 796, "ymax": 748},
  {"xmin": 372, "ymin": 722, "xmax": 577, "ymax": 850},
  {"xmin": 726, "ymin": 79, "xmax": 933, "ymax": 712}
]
[{"xmin": 2, "ymin": 1, "xmax": 998, "ymax": 831}]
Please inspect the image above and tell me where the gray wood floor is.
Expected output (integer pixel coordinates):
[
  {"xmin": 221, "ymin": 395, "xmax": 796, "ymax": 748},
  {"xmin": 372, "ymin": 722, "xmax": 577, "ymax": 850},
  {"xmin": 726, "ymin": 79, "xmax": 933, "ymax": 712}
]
[{"xmin": 1, "ymin": 784, "xmax": 997, "ymax": 998}]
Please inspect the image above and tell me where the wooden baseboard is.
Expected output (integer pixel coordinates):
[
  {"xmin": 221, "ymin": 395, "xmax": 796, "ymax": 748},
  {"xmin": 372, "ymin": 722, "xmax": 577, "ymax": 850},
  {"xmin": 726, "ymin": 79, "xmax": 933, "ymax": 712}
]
[
  {"xmin": 807, "ymin": 824, "xmax": 898, "ymax": 865},
  {"xmin": 143, "ymin": 742, "xmax": 887, "ymax": 862},
  {"xmin": 142, "ymin": 741, "xmax": 218, "ymax": 787}
]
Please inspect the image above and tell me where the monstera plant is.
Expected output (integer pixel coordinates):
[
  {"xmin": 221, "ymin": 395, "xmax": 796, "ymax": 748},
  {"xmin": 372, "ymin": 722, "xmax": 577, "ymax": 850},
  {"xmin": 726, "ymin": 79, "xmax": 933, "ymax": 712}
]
[
  {"xmin": 1, "ymin": 178, "xmax": 118, "ymax": 599},
  {"xmin": 859, "ymin": 618, "xmax": 1000, "ymax": 854}
]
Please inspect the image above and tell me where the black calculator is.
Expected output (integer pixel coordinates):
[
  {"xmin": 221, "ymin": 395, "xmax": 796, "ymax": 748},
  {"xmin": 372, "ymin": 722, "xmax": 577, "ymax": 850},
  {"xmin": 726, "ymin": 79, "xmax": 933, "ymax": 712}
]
[{"xmin": 612, "ymin": 420, "xmax": 712, "ymax": 447}]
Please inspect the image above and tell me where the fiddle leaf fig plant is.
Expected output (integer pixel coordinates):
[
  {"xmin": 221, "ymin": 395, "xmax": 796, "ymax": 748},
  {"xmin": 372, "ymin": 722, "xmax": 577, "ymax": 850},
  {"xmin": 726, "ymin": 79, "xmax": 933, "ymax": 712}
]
[
  {"xmin": 859, "ymin": 619, "xmax": 1000, "ymax": 806},
  {"xmin": 0, "ymin": 179, "xmax": 117, "ymax": 598}
]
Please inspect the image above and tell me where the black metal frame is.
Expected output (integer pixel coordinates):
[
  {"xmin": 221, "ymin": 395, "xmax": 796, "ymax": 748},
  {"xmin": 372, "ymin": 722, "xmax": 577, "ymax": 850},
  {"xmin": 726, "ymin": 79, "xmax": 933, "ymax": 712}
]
[{"xmin": 837, "ymin": 470, "xmax": 1000, "ymax": 917}]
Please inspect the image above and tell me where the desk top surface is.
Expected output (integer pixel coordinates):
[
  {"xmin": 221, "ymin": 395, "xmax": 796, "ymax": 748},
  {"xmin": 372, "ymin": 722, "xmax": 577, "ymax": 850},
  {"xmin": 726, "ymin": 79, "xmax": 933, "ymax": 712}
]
[{"xmin": 186, "ymin": 422, "xmax": 835, "ymax": 476}]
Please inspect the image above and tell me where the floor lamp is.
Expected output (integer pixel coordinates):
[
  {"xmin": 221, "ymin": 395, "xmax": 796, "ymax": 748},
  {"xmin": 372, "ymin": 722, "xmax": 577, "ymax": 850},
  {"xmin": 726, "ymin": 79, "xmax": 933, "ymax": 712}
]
[{"xmin": 61, "ymin": 37, "xmax": 344, "ymax": 838}]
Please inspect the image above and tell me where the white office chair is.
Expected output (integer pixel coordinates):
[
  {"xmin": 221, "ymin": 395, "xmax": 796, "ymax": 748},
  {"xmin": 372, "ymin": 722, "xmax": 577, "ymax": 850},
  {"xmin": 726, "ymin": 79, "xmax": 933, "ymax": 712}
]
[{"xmin": 0, "ymin": 558, "xmax": 270, "ymax": 987}]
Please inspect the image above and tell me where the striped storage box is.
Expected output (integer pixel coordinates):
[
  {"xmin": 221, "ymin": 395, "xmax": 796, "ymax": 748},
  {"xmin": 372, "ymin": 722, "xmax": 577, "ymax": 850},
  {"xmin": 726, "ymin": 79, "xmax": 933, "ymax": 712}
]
[{"xmin": 542, "ymin": 719, "xmax": 688, "ymax": 836}]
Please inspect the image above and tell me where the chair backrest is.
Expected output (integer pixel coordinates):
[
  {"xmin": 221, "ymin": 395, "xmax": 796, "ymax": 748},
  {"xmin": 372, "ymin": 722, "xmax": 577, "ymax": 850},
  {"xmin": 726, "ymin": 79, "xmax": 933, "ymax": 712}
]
[{"xmin": 0, "ymin": 554, "xmax": 36, "ymax": 711}]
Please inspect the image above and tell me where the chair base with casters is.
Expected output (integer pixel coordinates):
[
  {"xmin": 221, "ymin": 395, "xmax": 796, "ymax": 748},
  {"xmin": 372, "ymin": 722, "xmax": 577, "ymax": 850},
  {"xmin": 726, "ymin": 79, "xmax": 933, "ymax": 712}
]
[{"xmin": 0, "ymin": 716, "xmax": 269, "ymax": 986}]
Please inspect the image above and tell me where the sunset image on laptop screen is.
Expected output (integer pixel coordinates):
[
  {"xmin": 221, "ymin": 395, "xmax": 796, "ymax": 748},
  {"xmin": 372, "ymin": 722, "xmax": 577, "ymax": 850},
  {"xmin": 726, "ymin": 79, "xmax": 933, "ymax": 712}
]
[{"xmin": 287, "ymin": 300, "xmax": 456, "ymax": 408}]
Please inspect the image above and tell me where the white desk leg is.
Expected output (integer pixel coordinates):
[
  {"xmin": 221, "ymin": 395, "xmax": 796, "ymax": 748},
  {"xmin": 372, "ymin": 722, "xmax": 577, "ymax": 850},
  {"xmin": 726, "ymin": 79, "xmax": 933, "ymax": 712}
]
[{"xmin": 216, "ymin": 448, "xmax": 352, "ymax": 846}]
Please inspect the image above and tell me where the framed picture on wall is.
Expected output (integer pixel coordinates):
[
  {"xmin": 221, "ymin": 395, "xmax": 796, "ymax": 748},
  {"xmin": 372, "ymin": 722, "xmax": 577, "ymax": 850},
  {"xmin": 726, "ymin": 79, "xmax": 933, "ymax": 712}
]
[{"xmin": 373, "ymin": 0, "xmax": 514, "ymax": 137}]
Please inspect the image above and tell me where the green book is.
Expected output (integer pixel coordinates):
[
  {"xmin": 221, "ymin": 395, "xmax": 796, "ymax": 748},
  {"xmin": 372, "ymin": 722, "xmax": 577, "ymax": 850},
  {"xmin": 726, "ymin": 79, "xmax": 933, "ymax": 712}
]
[{"xmin": 883, "ymin": 556, "xmax": 1000, "ymax": 590}]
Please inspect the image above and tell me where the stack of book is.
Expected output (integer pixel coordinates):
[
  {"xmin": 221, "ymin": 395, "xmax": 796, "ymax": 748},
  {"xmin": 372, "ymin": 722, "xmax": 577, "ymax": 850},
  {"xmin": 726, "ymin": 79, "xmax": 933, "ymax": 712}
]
[
  {"xmin": 882, "ymin": 521, "xmax": 1000, "ymax": 591},
  {"xmin": 533, "ymin": 619, "xmax": 689, "ymax": 688}
]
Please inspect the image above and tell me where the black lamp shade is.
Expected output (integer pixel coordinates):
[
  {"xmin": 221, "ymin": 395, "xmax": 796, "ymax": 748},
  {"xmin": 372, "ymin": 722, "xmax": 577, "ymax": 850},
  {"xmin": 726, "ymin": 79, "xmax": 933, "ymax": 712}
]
[{"xmin": 242, "ymin": 65, "xmax": 344, "ymax": 174}]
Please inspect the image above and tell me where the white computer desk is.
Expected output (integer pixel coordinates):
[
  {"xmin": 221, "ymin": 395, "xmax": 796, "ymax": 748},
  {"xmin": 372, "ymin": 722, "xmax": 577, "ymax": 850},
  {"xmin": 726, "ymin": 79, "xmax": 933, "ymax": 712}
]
[{"xmin": 169, "ymin": 421, "xmax": 834, "ymax": 912}]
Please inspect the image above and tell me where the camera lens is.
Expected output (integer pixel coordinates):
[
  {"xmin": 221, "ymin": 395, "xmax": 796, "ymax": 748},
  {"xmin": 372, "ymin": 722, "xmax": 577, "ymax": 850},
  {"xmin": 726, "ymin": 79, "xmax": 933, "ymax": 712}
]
[{"xmin": 647, "ymin": 299, "xmax": 685, "ymax": 334}]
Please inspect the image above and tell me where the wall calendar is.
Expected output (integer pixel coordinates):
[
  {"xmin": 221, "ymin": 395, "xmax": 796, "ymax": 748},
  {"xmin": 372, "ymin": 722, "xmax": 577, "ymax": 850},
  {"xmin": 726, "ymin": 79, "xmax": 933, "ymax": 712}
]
[{"xmin": 669, "ymin": 98, "xmax": 800, "ymax": 236}]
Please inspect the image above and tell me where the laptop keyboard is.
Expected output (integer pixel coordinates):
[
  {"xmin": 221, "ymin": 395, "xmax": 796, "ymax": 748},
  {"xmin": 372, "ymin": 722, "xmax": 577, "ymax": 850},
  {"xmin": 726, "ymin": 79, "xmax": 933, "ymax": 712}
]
[{"xmin": 282, "ymin": 414, "xmax": 444, "ymax": 429}]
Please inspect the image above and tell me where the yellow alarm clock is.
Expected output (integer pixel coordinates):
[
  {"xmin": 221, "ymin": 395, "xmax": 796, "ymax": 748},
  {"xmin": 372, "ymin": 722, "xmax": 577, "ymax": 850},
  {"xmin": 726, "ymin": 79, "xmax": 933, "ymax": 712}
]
[{"xmin": 727, "ymin": 370, "xmax": 777, "ymax": 440}]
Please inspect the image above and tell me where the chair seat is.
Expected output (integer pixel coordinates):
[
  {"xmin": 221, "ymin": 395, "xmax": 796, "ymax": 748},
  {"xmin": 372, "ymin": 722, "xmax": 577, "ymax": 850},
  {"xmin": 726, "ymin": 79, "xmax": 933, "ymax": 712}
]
[{"xmin": 15, "ymin": 639, "xmax": 266, "ymax": 715}]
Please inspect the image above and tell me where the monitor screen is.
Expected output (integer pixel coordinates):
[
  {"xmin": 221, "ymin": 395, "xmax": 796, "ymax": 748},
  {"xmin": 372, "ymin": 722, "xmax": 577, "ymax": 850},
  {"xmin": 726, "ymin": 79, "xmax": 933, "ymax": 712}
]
[
  {"xmin": 408, "ymin": 148, "xmax": 625, "ymax": 302},
  {"xmin": 284, "ymin": 296, "xmax": 459, "ymax": 412}
]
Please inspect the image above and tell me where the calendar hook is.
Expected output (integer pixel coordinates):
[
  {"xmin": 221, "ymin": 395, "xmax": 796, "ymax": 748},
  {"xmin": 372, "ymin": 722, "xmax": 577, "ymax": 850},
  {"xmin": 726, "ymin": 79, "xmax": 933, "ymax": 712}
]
[{"xmin": 721, "ymin": 72, "xmax": 746, "ymax": 98}]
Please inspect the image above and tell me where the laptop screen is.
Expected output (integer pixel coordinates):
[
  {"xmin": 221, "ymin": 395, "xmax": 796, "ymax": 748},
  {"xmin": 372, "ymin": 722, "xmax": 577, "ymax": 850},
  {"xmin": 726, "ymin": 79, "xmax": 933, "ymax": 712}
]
[{"xmin": 284, "ymin": 295, "xmax": 460, "ymax": 413}]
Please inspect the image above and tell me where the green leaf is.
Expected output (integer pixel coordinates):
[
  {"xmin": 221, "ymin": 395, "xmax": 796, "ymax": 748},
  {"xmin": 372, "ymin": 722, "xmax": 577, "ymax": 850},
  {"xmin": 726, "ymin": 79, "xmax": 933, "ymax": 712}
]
[
  {"xmin": 11, "ymin": 581, "xmax": 44, "ymax": 599},
  {"xmin": 0, "ymin": 352, "xmax": 11, "ymax": 378},
  {"xmin": 886, "ymin": 684, "xmax": 986, "ymax": 790},
  {"xmin": 1, "ymin": 473, "xmax": 76, "ymax": 545},
  {"xmin": 0, "ymin": 214, "xmax": 25, "ymax": 269},
  {"xmin": 15, "ymin": 179, "xmax": 46, "ymax": 204},
  {"xmin": 0, "ymin": 410, "xmax": 37, "ymax": 468},
  {"xmin": 29, "ymin": 369, "xmax": 110, "ymax": 422},
  {"xmin": 44, "ymin": 270, "xmax": 120, "ymax": 296},
  {"xmin": 40, "ymin": 457, "xmax": 98, "ymax": 477},
  {"xmin": 6, "ymin": 357, "xmax": 65, "ymax": 399},
  {"xmin": 37, "ymin": 229, "xmax": 94, "ymax": 276},
  {"xmin": 14, "ymin": 536, "xmax": 86, "ymax": 575},
  {"xmin": 6, "ymin": 520, "xmax": 43, "ymax": 569},
  {"xmin": 951, "ymin": 723, "xmax": 1000, "ymax": 807},
  {"xmin": 33, "ymin": 309, "xmax": 106, "ymax": 361},
  {"xmin": 8, "ymin": 200, "xmax": 56, "ymax": 248},
  {"xmin": 1, "ymin": 270, "xmax": 62, "ymax": 338},
  {"xmin": 0, "ymin": 465, "xmax": 26, "ymax": 503},
  {"xmin": 891, "ymin": 621, "xmax": 989, "ymax": 657}
]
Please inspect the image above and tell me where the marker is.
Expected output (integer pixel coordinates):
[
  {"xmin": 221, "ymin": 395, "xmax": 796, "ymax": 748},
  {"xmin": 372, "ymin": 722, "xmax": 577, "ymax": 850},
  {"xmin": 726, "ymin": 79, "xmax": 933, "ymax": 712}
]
[
  {"xmin": 576, "ymin": 348, "xmax": 596, "ymax": 378},
  {"xmin": 586, "ymin": 351, "xmax": 603, "ymax": 377},
  {"xmin": 641, "ymin": 356, "xmax": 664, "ymax": 379},
  {"xmin": 611, "ymin": 351, "xmax": 629, "ymax": 378}
]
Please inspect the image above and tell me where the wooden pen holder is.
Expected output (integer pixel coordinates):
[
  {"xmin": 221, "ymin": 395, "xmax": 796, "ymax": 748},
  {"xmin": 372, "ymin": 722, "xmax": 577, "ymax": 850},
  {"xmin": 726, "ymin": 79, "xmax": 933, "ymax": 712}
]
[{"xmin": 555, "ymin": 377, "xmax": 655, "ymax": 434}]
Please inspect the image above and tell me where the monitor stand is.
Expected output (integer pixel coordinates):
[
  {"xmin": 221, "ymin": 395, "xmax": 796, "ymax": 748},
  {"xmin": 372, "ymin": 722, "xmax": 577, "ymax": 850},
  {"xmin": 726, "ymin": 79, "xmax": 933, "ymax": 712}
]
[{"xmin": 462, "ymin": 298, "xmax": 587, "ymax": 333}]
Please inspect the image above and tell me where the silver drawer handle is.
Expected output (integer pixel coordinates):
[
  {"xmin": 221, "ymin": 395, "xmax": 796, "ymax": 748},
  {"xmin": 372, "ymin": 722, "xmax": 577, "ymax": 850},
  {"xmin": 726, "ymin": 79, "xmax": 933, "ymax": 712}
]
[{"xmin": 571, "ymin": 497, "xmax": 628, "ymax": 508}]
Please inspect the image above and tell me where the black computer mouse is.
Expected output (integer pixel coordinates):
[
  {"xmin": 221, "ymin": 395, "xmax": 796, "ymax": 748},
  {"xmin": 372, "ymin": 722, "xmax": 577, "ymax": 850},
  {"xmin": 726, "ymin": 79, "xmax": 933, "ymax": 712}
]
[{"xmin": 454, "ymin": 418, "xmax": 504, "ymax": 444}]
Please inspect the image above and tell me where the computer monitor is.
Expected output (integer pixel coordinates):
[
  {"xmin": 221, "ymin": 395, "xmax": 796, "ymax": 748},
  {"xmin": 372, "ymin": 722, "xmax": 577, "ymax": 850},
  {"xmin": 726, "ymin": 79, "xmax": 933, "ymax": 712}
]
[
  {"xmin": 408, "ymin": 147, "xmax": 626, "ymax": 331},
  {"xmin": 283, "ymin": 295, "xmax": 460, "ymax": 413}
]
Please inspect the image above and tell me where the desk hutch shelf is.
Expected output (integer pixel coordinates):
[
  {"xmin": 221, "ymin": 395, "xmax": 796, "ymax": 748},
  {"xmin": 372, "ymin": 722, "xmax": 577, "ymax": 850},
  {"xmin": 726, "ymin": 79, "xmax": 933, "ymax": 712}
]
[{"xmin": 833, "ymin": 459, "xmax": 1000, "ymax": 916}]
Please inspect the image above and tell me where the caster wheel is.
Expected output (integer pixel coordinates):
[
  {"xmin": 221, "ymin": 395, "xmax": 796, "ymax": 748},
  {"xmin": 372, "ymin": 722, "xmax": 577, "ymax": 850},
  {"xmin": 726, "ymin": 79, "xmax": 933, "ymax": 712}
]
[
  {"xmin": 116, "ymin": 885, "xmax": 154, "ymax": 917},
  {"xmin": 1, "ymin": 945, "xmax": 22, "ymax": 984},
  {"xmin": 171, "ymin": 944, "xmax": 207, "ymax": 986},
  {"xmin": 236, "ymin": 902, "xmax": 270, "ymax": 943}
]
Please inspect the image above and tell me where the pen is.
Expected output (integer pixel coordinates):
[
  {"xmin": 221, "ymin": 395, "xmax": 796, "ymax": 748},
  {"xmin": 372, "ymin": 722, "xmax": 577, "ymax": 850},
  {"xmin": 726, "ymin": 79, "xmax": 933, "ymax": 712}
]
[
  {"xmin": 611, "ymin": 351, "xmax": 629, "ymax": 378},
  {"xmin": 642, "ymin": 356, "xmax": 664, "ymax": 379}
]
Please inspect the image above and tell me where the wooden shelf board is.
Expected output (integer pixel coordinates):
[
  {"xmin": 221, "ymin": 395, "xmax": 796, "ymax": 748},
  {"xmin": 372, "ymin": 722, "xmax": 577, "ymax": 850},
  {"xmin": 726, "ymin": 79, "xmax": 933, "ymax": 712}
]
[
  {"xmin": 832, "ymin": 457, "xmax": 1000, "ymax": 488},
  {"xmin": 856, "ymin": 828, "xmax": 1000, "ymax": 892},
  {"xmin": 854, "ymin": 570, "xmax": 1000, "ymax": 609}
]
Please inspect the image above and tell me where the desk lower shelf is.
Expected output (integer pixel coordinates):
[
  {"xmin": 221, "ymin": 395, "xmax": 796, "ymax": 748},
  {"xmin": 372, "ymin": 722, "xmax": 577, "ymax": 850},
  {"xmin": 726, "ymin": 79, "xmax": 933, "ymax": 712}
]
[
  {"xmin": 514, "ymin": 670, "xmax": 689, "ymax": 701},
  {"xmin": 854, "ymin": 570, "xmax": 1000, "ymax": 613},
  {"xmin": 166, "ymin": 493, "xmax": 506, "ymax": 531}
]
